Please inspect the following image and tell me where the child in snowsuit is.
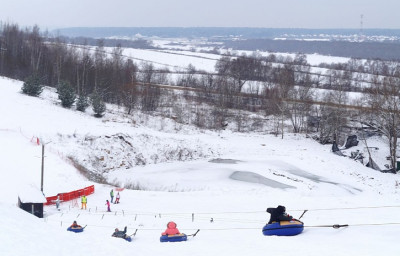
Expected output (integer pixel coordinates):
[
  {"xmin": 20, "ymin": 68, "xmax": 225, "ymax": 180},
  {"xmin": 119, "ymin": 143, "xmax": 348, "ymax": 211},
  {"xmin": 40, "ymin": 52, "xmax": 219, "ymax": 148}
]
[
  {"xmin": 162, "ymin": 221, "xmax": 181, "ymax": 235},
  {"xmin": 266, "ymin": 205, "xmax": 294, "ymax": 224},
  {"xmin": 115, "ymin": 192, "xmax": 120, "ymax": 204},
  {"xmin": 105, "ymin": 200, "xmax": 111, "ymax": 212}
]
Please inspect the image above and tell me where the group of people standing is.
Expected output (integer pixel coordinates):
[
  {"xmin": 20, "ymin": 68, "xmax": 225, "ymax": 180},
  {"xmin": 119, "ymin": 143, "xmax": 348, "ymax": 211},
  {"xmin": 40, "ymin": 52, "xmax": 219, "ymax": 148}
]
[
  {"xmin": 110, "ymin": 189, "xmax": 121, "ymax": 204},
  {"xmin": 78, "ymin": 189, "xmax": 121, "ymax": 212},
  {"xmin": 106, "ymin": 189, "xmax": 121, "ymax": 211}
]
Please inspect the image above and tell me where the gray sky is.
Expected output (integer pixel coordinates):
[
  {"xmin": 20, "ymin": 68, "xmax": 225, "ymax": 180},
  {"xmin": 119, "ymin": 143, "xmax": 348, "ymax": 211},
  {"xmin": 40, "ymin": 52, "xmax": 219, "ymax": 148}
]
[{"xmin": 0, "ymin": 0, "xmax": 399, "ymax": 29}]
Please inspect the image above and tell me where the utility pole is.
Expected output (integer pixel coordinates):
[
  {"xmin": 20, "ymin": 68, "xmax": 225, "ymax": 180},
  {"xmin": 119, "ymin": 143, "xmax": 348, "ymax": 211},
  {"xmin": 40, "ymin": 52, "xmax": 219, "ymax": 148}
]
[
  {"xmin": 40, "ymin": 141, "xmax": 51, "ymax": 193},
  {"xmin": 41, "ymin": 144, "xmax": 44, "ymax": 192}
]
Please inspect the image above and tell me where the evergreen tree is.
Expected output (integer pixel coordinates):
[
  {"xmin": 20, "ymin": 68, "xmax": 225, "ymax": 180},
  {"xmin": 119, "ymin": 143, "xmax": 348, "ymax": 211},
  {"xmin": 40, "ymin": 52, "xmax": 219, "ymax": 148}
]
[
  {"xmin": 22, "ymin": 73, "xmax": 43, "ymax": 96},
  {"xmin": 76, "ymin": 94, "xmax": 89, "ymax": 112},
  {"xmin": 90, "ymin": 90, "xmax": 106, "ymax": 117},
  {"xmin": 57, "ymin": 80, "xmax": 76, "ymax": 108}
]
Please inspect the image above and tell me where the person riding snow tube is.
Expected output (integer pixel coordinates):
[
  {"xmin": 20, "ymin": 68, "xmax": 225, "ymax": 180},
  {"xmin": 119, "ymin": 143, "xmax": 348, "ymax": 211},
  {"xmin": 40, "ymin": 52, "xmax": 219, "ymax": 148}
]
[
  {"xmin": 160, "ymin": 222, "xmax": 187, "ymax": 242},
  {"xmin": 67, "ymin": 221, "xmax": 84, "ymax": 232}
]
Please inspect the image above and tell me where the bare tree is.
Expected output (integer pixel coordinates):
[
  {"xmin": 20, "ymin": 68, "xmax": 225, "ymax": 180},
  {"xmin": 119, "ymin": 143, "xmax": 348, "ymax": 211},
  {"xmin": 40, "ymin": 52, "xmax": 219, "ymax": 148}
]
[
  {"xmin": 138, "ymin": 62, "xmax": 160, "ymax": 111},
  {"xmin": 366, "ymin": 74, "xmax": 400, "ymax": 170}
]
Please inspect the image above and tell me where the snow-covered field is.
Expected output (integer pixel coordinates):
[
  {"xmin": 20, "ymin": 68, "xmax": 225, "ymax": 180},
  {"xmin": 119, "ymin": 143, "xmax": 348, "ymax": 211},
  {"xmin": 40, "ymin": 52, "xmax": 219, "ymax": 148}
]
[
  {"xmin": 84, "ymin": 38, "xmax": 351, "ymax": 73},
  {"xmin": 1, "ymin": 76, "xmax": 400, "ymax": 256},
  {"xmin": 151, "ymin": 38, "xmax": 350, "ymax": 66}
]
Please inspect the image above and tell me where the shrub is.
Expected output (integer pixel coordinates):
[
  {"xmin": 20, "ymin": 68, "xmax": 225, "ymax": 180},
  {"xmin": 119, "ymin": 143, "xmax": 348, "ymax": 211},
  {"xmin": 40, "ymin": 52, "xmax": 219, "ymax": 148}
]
[
  {"xmin": 76, "ymin": 94, "xmax": 89, "ymax": 112},
  {"xmin": 22, "ymin": 73, "xmax": 43, "ymax": 96},
  {"xmin": 57, "ymin": 80, "xmax": 76, "ymax": 108},
  {"xmin": 90, "ymin": 90, "xmax": 106, "ymax": 117}
]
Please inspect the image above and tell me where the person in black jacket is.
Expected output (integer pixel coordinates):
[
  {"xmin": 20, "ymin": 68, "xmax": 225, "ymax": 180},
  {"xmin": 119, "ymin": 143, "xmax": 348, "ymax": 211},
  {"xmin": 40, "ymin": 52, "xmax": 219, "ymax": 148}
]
[
  {"xmin": 112, "ymin": 226, "xmax": 127, "ymax": 239},
  {"xmin": 266, "ymin": 205, "xmax": 294, "ymax": 224}
]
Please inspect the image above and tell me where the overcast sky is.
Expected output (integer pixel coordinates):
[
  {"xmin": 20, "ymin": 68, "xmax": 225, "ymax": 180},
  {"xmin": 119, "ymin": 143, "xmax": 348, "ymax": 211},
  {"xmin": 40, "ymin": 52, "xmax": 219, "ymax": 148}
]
[{"xmin": 0, "ymin": 0, "xmax": 399, "ymax": 29}]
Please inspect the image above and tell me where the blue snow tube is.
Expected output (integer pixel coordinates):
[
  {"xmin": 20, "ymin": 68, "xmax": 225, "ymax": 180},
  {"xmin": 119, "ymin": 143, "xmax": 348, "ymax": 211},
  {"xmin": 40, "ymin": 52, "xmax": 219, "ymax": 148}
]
[
  {"xmin": 67, "ymin": 226, "xmax": 84, "ymax": 233},
  {"xmin": 262, "ymin": 220, "xmax": 304, "ymax": 236},
  {"xmin": 125, "ymin": 236, "xmax": 132, "ymax": 242},
  {"xmin": 160, "ymin": 233, "xmax": 188, "ymax": 242}
]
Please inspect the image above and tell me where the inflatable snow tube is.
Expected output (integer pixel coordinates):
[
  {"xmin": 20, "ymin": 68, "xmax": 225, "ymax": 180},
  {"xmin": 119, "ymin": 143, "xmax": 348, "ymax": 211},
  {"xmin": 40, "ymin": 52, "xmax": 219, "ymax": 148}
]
[
  {"xmin": 160, "ymin": 233, "xmax": 187, "ymax": 242},
  {"xmin": 67, "ymin": 226, "xmax": 84, "ymax": 233},
  {"xmin": 262, "ymin": 220, "xmax": 304, "ymax": 236},
  {"xmin": 125, "ymin": 236, "xmax": 132, "ymax": 242}
]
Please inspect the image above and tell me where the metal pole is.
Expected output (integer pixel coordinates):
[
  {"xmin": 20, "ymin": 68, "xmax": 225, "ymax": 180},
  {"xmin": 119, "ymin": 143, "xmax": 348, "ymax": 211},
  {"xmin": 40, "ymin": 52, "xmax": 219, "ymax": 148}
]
[{"xmin": 41, "ymin": 144, "xmax": 44, "ymax": 192}]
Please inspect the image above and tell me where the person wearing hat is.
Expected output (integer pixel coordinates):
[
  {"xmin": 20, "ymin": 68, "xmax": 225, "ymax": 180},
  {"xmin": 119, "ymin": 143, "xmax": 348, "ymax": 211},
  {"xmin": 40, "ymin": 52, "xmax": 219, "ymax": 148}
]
[
  {"xmin": 70, "ymin": 221, "xmax": 81, "ymax": 228},
  {"xmin": 161, "ymin": 221, "xmax": 181, "ymax": 235},
  {"xmin": 105, "ymin": 200, "xmax": 111, "ymax": 212},
  {"xmin": 266, "ymin": 205, "xmax": 294, "ymax": 224}
]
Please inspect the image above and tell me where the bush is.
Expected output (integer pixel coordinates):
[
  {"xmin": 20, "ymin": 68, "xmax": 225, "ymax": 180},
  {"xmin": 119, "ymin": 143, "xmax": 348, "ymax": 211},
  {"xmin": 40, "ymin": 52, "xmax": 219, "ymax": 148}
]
[
  {"xmin": 22, "ymin": 73, "xmax": 43, "ymax": 96},
  {"xmin": 76, "ymin": 94, "xmax": 89, "ymax": 112},
  {"xmin": 57, "ymin": 80, "xmax": 76, "ymax": 108},
  {"xmin": 90, "ymin": 90, "xmax": 106, "ymax": 117}
]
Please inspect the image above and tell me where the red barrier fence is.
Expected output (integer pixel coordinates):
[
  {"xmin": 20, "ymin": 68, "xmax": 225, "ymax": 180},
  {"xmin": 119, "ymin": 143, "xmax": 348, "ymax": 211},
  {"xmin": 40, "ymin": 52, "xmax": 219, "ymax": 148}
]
[{"xmin": 45, "ymin": 185, "xmax": 95, "ymax": 205}]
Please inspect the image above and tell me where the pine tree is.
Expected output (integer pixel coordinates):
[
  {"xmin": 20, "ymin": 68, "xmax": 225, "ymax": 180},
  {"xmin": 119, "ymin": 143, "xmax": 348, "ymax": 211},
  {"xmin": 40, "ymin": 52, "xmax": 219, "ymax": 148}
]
[
  {"xmin": 22, "ymin": 73, "xmax": 43, "ymax": 96},
  {"xmin": 90, "ymin": 90, "xmax": 106, "ymax": 117},
  {"xmin": 57, "ymin": 80, "xmax": 76, "ymax": 108},
  {"xmin": 76, "ymin": 94, "xmax": 89, "ymax": 112}
]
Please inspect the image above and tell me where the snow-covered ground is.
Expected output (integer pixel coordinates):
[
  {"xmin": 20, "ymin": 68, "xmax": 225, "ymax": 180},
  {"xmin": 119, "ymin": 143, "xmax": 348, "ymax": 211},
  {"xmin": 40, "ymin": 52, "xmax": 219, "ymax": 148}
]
[
  {"xmin": 83, "ymin": 38, "xmax": 350, "ymax": 73},
  {"xmin": 1, "ymin": 76, "xmax": 400, "ymax": 256}
]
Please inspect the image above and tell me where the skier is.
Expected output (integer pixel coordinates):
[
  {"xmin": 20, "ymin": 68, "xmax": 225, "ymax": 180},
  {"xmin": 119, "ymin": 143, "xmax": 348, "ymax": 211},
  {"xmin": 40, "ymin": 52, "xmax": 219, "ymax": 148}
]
[
  {"xmin": 105, "ymin": 200, "xmax": 111, "ymax": 212},
  {"xmin": 110, "ymin": 189, "xmax": 114, "ymax": 203},
  {"xmin": 81, "ymin": 195, "xmax": 87, "ymax": 210},
  {"xmin": 162, "ymin": 221, "xmax": 181, "ymax": 235},
  {"xmin": 115, "ymin": 192, "xmax": 120, "ymax": 204},
  {"xmin": 266, "ymin": 205, "xmax": 294, "ymax": 224},
  {"xmin": 112, "ymin": 226, "xmax": 128, "ymax": 239}
]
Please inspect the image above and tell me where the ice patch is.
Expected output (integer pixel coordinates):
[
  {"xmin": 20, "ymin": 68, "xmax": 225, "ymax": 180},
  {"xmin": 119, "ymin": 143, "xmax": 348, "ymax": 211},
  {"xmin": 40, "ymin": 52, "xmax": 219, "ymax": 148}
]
[
  {"xmin": 230, "ymin": 171, "xmax": 296, "ymax": 189},
  {"xmin": 209, "ymin": 158, "xmax": 242, "ymax": 164}
]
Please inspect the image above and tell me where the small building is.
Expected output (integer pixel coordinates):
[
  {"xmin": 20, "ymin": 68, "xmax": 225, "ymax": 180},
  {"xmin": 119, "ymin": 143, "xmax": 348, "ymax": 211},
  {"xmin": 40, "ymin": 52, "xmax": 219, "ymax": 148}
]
[{"xmin": 18, "ymin": 184, "xmax": 47, "ymax": 218}]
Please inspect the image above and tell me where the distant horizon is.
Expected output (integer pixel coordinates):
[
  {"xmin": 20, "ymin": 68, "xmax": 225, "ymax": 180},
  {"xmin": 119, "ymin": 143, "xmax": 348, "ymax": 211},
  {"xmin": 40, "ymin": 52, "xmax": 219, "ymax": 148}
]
[
  {"xmin": 50, "ymin": 26, "xmax": 400, "ymax": 39},
  {"xmin": 52, "ymin": 26, "xmax": 400, "ymax": 30},
  {"xmin": 9, "ymin": 22, "xmax": 400, "ymax": 31},
  {"xmin": 1, "ymin": 1, "xmax": 399, "ymax": 30}
]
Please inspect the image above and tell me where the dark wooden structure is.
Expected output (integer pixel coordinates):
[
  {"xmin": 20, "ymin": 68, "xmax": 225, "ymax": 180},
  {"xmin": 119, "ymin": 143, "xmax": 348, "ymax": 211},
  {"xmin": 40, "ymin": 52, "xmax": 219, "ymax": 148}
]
[{"xmin": 18, "ymin": 185, "xmax": 47, "ymax": 218}]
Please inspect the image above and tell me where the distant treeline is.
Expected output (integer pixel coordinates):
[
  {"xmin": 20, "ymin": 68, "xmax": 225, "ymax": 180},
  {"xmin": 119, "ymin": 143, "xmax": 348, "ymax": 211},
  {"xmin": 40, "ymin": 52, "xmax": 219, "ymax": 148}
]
[
  {"xmin": 53, "ymin": 27, "xmax": 400, "ymax": 61},
  {"xmin": 51, "ymin": 36, "xmax": 154, "ymax": 49},
  {"xmin": 224, "ymin": 39, "xmax": 400, "ymax": 61},
  {"xmin": 52, "ymin": 27, "xmax": 400, "ymax": 39}
]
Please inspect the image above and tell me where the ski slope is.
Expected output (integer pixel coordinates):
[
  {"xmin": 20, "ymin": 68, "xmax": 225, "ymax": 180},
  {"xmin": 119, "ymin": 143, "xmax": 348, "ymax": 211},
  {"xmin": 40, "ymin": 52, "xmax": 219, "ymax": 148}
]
[{"xmin": 0, "ymin": 77, "xmax": 399, "ymax": 256}]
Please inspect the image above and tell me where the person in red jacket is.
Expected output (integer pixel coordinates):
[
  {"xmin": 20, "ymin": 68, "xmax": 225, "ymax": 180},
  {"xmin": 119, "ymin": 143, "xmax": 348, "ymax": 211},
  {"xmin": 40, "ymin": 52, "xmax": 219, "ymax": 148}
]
[{"xmin": 162, "ymin": 221, "xmax": 180, "ymax": 235}]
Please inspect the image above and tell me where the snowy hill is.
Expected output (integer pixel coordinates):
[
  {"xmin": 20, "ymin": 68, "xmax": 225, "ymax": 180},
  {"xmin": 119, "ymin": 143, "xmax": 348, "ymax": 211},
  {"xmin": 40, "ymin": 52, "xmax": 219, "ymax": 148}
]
[{"xmin": 1, "ymin": 76, "xmax": 400, "ymax": 256}]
